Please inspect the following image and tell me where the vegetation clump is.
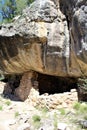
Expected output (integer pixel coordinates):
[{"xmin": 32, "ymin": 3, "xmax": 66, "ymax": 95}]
[
  {"xmin": 32, "ymin": 114, "xmax": 41, "ymax": 129},
  {"xmin": 15, "ymin": 111, "xmax": 20, "ymax": 117},
  {"xmin": 0, "ymin": 0, "xmax": 35, "ymax": 24},
  {"xmin": 0, "ymin": 105, "xmax": 3, "ymax": 111}
]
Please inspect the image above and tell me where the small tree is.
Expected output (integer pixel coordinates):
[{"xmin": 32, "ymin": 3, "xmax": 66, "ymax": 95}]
[
  {"xmin": 15, "ymin": 0, "xmax": 35, "ymax": 15},
  {"xmin": 15, "ymin": 0, "xmax": 28, "ymax": 15},
  {"xmin": 0, "ymin": 0, "xmax": 35, "ymax": 23},
  {"xmin": 1, "ymin": 0, "xmax": 16, "ymax": 23}
]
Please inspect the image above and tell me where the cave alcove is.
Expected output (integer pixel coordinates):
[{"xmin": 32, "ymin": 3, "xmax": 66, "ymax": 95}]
[{"xmin": 37, "ymin": 73, "xmax": 77, "ymax": 95}]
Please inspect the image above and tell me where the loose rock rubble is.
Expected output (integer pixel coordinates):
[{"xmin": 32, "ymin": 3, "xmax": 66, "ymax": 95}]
[{"xmin": 28, "ymin": 88, "xmax": 78, "ymax": 109}]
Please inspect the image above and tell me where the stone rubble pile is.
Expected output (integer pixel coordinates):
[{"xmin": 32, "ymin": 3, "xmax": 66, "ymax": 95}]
[{"xmin": 27, "ymin": 88, "xmax": 78, "ymax": 109}]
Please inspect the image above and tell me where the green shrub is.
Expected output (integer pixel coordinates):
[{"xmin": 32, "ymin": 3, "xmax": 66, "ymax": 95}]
[
  {"xmin": 15, "ymin": 111, "xmax": 19, "ymax": 117},
  {"xmin": 59, "ymin": 108, "xmax": 66, "ymax": 115},
  {"xmin": 73, "ymin": 102, "xmax": 81, "ymax": 110},
  {"xmin": 32, "ymin": 115, "xmax": 41, "ymax": 122},
  {"xmin": 0, "ymin": 106, "xmax": 3, "ymax": 111},
  {"xmin": 5, "ymin": 101, "xmax": 11, "ymax": 106},
  {"xmin": 32, "ymin": 114, "xmax": 41, "ymax": 129}
]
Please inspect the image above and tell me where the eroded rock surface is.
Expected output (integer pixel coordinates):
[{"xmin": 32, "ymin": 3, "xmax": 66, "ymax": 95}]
[{"xmin": 0, "ymin": 0, "xmax": 87, "ymax": 77}]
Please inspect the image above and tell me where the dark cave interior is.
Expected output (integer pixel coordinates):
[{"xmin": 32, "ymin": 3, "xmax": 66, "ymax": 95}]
[{"xmin": 37, "ymin": 73, "xmax": 77, "ymax": 95}]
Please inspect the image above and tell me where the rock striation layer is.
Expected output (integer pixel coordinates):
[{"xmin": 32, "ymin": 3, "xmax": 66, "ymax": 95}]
[{"xmin": 0, "ymin": 0, "xmax": 87, "ymax": 77}]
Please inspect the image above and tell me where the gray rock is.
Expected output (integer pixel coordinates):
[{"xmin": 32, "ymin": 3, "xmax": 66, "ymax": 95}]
[
  {"xmin": 17, "ymin": 123, "xmax": 30, "ymax": 130},
  {"xmin": 39, "ymin": 121, "xmax": 54, "ymax": 130},
  {"xmin": 0, "ymin": 0, "xmax": 83, "ymax": 77},
  {"xmin": 79, "ymin": 120, "xmax": 87, "ymax": 128},
  {"xmin": 58, "ymin": 123, "xmax": 69, "ymax": 130},
  {"xmin": 60, "ymin": 0, "xmax": 87, "ymax": 76}
]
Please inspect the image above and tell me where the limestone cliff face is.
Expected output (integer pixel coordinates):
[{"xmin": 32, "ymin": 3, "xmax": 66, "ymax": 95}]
[{"xmin": 0, "ymin": 0, "xmax": 87, "ymax": 77}]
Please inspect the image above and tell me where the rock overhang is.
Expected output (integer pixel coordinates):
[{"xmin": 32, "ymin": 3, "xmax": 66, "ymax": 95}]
[{"xmin": 0, "ymin": 0, "xmax": 87, "ymax": 77}]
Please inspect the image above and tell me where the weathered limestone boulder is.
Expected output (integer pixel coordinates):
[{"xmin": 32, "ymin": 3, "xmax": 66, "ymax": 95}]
[
  {"xmin": 0, "ymin": 0, "xmax": 70, "ymax": 77},
  {"xmin": 0, "ymin": 0, "xmax": 87, "ymax": 100},
  {"xmin": 0, "ymin": 0, "xmax": 86, "ymax": 77}
]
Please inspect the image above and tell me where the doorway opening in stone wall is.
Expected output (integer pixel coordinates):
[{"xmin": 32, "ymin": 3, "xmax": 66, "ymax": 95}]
[{"xmin": 37, "ymin": 73, "xmax": 78, "ymax": 95}]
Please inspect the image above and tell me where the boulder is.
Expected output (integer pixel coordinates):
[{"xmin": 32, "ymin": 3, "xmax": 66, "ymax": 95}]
[{"xmin": 0, "ymin": 0, "xmax": 86, "ymax": 77}]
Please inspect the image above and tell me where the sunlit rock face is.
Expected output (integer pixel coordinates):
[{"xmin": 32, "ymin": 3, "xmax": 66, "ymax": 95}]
[{"xmin": 0, "ymin": 0, "xmax": 87, "ymax": 77}]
